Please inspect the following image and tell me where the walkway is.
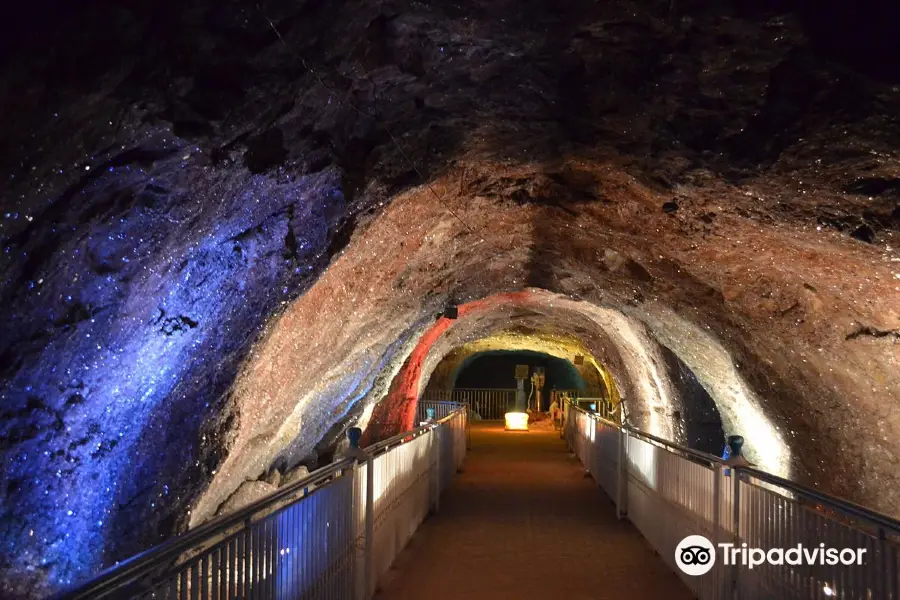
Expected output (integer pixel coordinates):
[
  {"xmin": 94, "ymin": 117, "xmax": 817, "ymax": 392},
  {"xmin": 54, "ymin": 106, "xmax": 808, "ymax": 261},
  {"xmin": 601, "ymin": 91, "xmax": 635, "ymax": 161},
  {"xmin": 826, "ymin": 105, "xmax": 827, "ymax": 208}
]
[{"xmin": 375, "ymin": 421, "xmax": 693, "ymax": 600}]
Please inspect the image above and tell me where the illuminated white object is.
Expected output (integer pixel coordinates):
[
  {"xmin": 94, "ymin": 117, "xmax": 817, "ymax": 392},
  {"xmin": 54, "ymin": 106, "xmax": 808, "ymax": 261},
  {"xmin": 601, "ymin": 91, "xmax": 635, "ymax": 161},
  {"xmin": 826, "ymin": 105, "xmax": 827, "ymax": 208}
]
[{"xmin": 505, "ymin": 412, "xmax": 529, "ymax": 431}]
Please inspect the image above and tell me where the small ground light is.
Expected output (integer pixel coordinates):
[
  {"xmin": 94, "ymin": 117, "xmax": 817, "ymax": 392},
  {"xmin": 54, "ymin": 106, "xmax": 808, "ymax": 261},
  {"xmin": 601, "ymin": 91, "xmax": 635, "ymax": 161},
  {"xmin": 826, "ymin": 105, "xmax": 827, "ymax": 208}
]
[
  {"xmin": 504, "ymin": 412, "xmax": 529, "ymax": 431},
  {"xmin": 823, "ymin": 584, "xmax": 835, "ymax": 596}
]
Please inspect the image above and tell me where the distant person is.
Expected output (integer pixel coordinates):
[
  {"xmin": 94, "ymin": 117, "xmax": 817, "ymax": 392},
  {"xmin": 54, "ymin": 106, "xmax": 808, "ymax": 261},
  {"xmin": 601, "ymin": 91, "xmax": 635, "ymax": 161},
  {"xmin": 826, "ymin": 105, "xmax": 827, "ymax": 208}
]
[
  {"xmin": 339, "ymin": 427, "xmax": 369, "ymax": 462},
  {"xmin": 549, "ymin": 398, "xmax": 561, "ymax": 428},
  {"xmin": 722, "ymin": 435, "xmax": 754, "ymax": 473}
]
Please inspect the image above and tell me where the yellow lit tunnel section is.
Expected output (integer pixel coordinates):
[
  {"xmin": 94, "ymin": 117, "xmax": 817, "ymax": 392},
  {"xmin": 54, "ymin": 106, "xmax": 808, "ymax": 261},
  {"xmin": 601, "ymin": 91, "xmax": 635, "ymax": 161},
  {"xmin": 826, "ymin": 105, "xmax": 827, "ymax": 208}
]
[{"xmin": 421, "ymin": 328, "xmax": 622, "ymax": 408}]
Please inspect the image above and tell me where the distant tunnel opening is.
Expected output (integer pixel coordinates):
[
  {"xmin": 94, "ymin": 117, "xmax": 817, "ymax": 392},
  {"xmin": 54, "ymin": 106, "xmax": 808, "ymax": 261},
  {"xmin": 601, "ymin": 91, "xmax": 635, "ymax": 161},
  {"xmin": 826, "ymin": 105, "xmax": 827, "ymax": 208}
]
[{"xmin": 453, "ymin": 350, "xmax": 585, "ymax": 399}]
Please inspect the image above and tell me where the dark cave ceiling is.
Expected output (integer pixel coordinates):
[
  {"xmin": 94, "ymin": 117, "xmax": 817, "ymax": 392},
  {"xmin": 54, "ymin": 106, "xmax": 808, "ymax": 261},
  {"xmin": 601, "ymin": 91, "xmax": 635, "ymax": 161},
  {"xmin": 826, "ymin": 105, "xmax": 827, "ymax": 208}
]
[{"xmin": 0, "ymin": 0, "xmax": 899, "ymax": 596}]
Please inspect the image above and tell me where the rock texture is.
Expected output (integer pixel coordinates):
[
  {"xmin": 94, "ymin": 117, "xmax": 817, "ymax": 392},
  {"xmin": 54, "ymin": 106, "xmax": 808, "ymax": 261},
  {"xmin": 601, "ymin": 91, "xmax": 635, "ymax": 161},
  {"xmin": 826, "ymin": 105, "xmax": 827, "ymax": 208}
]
[
  {"xmin": 1, "ymin": 0, "xmax": 899, "ymax": 596},
  {"xmin": 215, "ymin": 480, "xmax": 277, "ymax": 517}
]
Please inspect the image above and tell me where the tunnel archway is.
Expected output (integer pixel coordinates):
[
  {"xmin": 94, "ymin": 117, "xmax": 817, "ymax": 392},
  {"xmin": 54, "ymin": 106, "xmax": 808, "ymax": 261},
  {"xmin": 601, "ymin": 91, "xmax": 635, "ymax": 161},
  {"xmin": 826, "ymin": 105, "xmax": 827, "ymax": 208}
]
[
  {"xmin": 357, "ymin": 290, "xmax": 770, "ymax": 473},
  {"xmin": 452, "ymin": 350, "xmax": 584, "ymax": 395},
  {"xmin": 416, "ymin": 326, "xmax": 726, "ymax": 454}
]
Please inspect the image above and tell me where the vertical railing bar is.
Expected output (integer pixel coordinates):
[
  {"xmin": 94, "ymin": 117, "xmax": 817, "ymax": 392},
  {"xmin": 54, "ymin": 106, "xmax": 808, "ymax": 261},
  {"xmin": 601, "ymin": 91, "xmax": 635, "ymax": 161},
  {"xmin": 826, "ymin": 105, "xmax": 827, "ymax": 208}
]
[
  {"xmin": 211, "ymin": 546, "xmax": 220, "ymax": 600},
  {"xmin": 891, "ymin": 535, "xmax": 899, "ymax": 600},
  {"xmin": 769, "ymin": 489, "xmax": 776, "ymax": 594},
  {"xmin": 294, "ymin": 501, "xmax": 301, "ymax": 600},
  {"xmin": 253, "ymin": 520, "xmax": 261, "ymax": 600},
  {"xmin": 748, "ymin": 482, "xmax": 755, "ymax": 597},
  {"xmin": 225, "ymin": 538, "xmax": 233, "ymax": 600},
  {"xmin": 273, "ymin": 515, "xmax": 280, "ymax": 600},
  {"xmin": 798, "ymin": 506, "xmax": 806, "ymax": 600},
  {"xmin": 317, "ymin": 486, "xmax": 325, "ymax": 598},
  {"xmin": 286, "ymin": 506, "xmax": 292, "ymax": 600},
  {"xmin": 259, "ymin": 517, "xmax": 267, "ymax": 600},
  {"xmin": 189, "ymin": 560, "xmax": 199, "ymax": 600},
  {"xmin": 788, "ymin": 497, "xmax": 795, "ymax": 598},
  {"xmin": 779, "ymin": 494, "xmax": 785, "ymax": 596},
  {"xmin": 880, "ymin": 529, "xmax": 888, "ymax": 600},
  {"xmin": 756, "ymin": 483, "xmax": 763, "ymax": 597},
  {"xmin": 200, "ymin": 556, "xmax": 208, "ymax": 600},
  {"xmin": 756, "ymin": 488, "xmax": 773, "ymax": 590},
  {"xmin": 237, "ymin": 527, "xmax": 246, "ymax": 600},
  {"xmin": 295, "ymin": 501, "xmax": 302, "ymax": 600},
  {"xmin": 835, "ymin": 514, "xmax": 843, "ymax": 598},
  {"xmin": 242, "ymin": 528, "xmax": 250, "ymax": 600},
  {"xmin": 311, "ymin": 495, "xmax": 319, "ymax": 599},
  {"xmin": 302, "ymin": 492, "xmax": 310, "ymax": 598},
  {"xmin": 234, "ymin": 531, "xmax": 244, "ymax": 598},
  {"xmin": 732, "ymin": 469, "xmax": 741, "ymax": 600},
  {"xmin": 179, "ymin": 568, "xmax": 188, "ymax": 600},
  {"xmin": 274, "ymin": 515, "xmax": 282, "ymax": 600},
  {"xmin": 364, "ymin": 453, "xmax": 374, "ymax": 600},
  {"xmin": 773, "ymin": 494, "xmax": 780, "ymax": 596},
  {"xmin": 264, "ymin": 517, "xmax": 272, "ymax": 600},
  {"xmin": 616, "ymin": 427, "xmax": 627, "ymax": 519}
]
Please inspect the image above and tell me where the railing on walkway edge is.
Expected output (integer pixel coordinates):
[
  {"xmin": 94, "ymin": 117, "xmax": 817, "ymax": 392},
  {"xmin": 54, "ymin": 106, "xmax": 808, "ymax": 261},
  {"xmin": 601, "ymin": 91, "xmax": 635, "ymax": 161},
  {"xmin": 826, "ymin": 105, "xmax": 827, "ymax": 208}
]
[
  {"xmin": 563, "ymin": 401, "xmax": 900, "ymax": 600},
  {"xmin": 415, "ymin": 400, "xmax": 463, "ymax": 423},
  {"xmin": 550, "ymin": 389, "xmax": 620, "ymax": 423},
  {"xmin": 421, "ymin": 388, "xmax": 516, "ymax": 420},
  {"xmin": 55, "ymin": 405, "xmax": 469, "ymax": 600}
]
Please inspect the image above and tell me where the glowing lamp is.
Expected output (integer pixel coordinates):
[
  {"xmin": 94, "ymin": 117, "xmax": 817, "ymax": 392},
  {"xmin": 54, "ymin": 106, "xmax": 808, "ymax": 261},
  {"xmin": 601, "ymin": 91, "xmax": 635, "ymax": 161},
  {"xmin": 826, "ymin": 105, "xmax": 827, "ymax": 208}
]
[{"xmin": 505, "ymin": 412, "xmax": 529, "ymax": 431}]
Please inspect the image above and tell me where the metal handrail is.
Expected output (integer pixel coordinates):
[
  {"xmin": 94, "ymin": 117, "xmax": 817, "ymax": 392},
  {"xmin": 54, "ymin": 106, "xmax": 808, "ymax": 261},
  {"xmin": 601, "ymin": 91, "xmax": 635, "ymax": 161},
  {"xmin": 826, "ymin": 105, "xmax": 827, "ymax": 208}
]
[
  {"xmin": 55, "ymin": 409, "xmax": 467, "ymax": 600},
  {"xmin": 447, "ymin": 388, "xmax": 516, "ymax": 392},
  {"xmin": 423, "ymin": 388, "xmax": 516, "ymax": 420},
  {"xmin": 567, "ymin": 400, "xmax": 900, "ymax": 535},
  {"xmin": 364, "ymin": 420, "xmax": 440, "ymax": 455},
  {"xmin": 54, "ymin": 457, "xmax": 356, "ymax": 600},
  {"xmin": 739, "ymin": 467, "xmax": 900, "ymax": 535}
]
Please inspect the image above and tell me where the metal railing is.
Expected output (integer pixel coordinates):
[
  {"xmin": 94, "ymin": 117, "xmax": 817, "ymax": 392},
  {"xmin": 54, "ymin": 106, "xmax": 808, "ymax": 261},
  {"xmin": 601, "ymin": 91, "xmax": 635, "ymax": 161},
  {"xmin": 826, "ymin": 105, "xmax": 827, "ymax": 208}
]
[
  {"xmin": 564, "ymin": 401, "xmax": 900, "ymax": 600},
  {"xmin": 550, "ymin": 390, "xmax": 621, "ymax": 424},
  {"xmin": 56, "ymin": 406, "xmax": 468, "ymax": 600},
  {"xmin": 570, "ymin": 396, "xmax": 621, "ymax": 423},
  {"xmin": 421, "ymin": 388, "xmax": 516, "ymax": 420},
  {"xmin": 415, "ymin": 400, "xmax": 462, "ymax": 423}
]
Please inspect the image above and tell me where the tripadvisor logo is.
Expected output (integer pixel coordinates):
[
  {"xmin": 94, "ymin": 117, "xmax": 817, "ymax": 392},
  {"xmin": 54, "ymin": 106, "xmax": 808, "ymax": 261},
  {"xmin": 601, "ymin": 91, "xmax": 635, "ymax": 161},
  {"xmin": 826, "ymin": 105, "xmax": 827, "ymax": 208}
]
[
  {"xmin": 675, "ymin": 535, "xmax": 868, "ymax": 576},
  {"xmin": 676, "ymin": 535, "xmax": 716, "ymax": 576}
]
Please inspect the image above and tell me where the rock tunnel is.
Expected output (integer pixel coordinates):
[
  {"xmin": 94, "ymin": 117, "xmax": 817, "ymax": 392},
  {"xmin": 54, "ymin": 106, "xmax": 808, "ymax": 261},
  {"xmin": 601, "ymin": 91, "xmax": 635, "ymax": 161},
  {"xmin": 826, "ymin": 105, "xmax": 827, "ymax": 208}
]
[{"xmin": 1, "ymin": 0, "xmax": 899, "ymax": 596}]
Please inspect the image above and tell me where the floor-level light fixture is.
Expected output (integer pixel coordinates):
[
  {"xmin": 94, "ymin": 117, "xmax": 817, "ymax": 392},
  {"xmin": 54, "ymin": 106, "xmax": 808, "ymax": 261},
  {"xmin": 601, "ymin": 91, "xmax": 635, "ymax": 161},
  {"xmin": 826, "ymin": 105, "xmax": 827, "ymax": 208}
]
[{"xmin": 505, "ymin": 411, "xmax": 529, "ymax": 431}]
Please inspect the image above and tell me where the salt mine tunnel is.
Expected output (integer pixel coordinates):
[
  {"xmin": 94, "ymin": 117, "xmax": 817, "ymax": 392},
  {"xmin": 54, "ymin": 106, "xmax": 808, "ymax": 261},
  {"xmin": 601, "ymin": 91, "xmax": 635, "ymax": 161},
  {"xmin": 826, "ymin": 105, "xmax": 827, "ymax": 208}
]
[{"xmin": 1, "ymin": 0, "xmax": 899, "ymax": 597}]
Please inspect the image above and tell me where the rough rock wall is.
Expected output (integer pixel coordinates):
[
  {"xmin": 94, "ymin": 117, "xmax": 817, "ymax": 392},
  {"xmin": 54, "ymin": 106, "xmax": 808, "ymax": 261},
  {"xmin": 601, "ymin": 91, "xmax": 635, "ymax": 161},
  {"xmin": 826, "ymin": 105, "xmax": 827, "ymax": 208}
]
[{"xmin": 1, "ymin": 0, "xmax": 899, "ymax": 596}]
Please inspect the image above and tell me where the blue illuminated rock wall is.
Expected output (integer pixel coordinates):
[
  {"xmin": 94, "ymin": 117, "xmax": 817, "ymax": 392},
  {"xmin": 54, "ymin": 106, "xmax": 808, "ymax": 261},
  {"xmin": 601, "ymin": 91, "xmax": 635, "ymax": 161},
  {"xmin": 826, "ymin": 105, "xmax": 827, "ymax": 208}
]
[
  {"xmin": 0, "ymin": 0, "xmax": 461, "ymax": 590},
  {"xmin": 0, "ymin": 136, "xmax": 346, "ymax": 592}
]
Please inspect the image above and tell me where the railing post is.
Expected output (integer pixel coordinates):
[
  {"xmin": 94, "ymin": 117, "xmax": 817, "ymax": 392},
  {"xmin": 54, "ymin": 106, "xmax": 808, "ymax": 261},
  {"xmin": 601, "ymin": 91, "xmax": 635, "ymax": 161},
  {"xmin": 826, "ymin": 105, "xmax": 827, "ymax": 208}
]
[
  {"xmin": 731, "ymin": 467, "xmax": 741, "ymax": 600},
  {"xmin": 350, "ymin": 461, "xmax": 363, "ymax": 600},
  {"xmin": 465, "ymin": 404, "xmax": 471, "ymax": 450},
  {"xmin": 616, "ymin": 427, "xmax": 628, "ymax": 519},
  {"xmin": 432, "ymin": 425, "xmax": 441, "ymax": 514},
  {"xmin": 364, "ymin": 454, "xmax": 375, "ymax": 600},
  {"xmin": 712, "ymin": 461, "xmax": 722, "ymax": 536},
  {"xmin": 885, "ymin": 526, "xmax": 899, "ymax": 600},
  {"xmin": 712, "ymin": 462, "xmax": 722, "ymax": 597}
]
